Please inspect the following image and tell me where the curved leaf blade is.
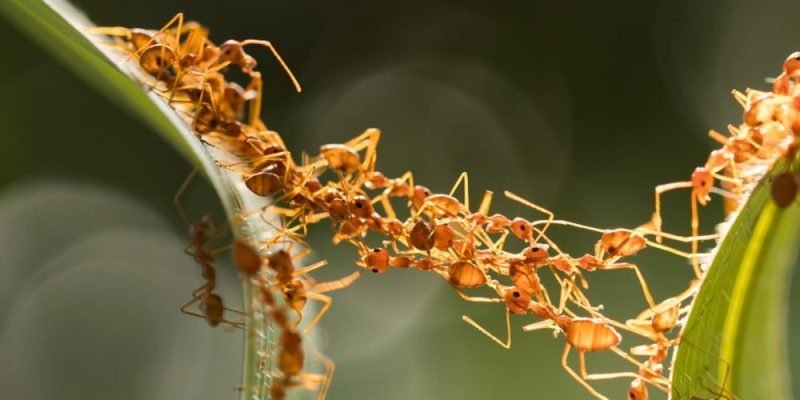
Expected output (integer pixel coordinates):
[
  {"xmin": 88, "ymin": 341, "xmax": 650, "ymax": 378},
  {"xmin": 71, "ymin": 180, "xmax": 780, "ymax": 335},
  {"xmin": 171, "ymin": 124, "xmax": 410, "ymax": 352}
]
[
  {"xmin": 672, "ymin": 166, "xmax": 797, "ymax": 399},
  {"xmin": 0, "ymin": 1, "xmax": 290, "ymax": 399}
]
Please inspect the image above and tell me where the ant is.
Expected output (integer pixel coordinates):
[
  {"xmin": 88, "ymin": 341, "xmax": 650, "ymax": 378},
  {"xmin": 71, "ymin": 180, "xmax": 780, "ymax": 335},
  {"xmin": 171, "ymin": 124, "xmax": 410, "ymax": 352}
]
[
  {"xmin": 523, "ymin": 308, "xmax": 670, "ymax": 400},
  {"xmin": 180, "ymin": 216, "xmax": 245, "ymax": 329}
]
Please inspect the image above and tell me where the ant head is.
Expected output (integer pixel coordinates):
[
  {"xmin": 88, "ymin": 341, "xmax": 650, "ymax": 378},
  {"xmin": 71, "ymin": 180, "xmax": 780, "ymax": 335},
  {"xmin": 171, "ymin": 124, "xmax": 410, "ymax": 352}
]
[
  {"xmin": 218, "ymin": 40, "xmax": 245, "ymax": 64},
  {"xmin": 651, "ymin": 304, "xmax": 679, "ymax": 333},
  {"xmin": 691, "ymin": 167, "xmax": 715, "ymax": 201},
  {"xmin": 349, "ymin": 195, "xmax": 374, "ymax": 219},
  {"xmin": 363, "ymin": 247, "xmax": 390, "ymax": 274},
  {"xmin": 411, "ymin": 185, "xmax": 432, "ymax": 209},
  {"xmin": 784, "ymin": 52, "xmax": 800, "ymax": 77},
  {"xmin": 139, "ymin": 44, "xmax": 176, "ymax": 76},
  {"xmin": 503, "ymin": 287, "xmax": 532, "ymax": 314},
  {"xmin": 509, "ymin": 217, "xmax": 533, "ymax": 241},
  {"xmin": 627, "ymin": 378, "xmax": 648, "ymax": 400},
  {"xmin": 194, "ymin": 105, "xmax": 220, "ymax": 134},
  {"xmin": 774, "ymin": 72, "xmax": 791, "ymax": 95},
  {"xmin": 448, "ymin": 261, "xmax": 486, "ymax": 288},
  {"xmin": 522, "ymin": 244, "xmax": 549, "ymax": 262}
]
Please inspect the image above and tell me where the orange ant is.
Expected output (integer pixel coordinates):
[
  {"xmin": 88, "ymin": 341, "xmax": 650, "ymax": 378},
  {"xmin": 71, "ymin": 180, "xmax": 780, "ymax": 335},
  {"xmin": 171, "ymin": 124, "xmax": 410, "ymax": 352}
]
[
  {"xmin": 259, "ymin": 241, "xmax": 361, "ymax": 337},
  {"xmin": 522, "ymin": 309, "xmax": 670, "ymax": 400},
  {"xmin": 172, "ymin": 168, "xmax": 245, "ymax": 329},
  {"xmin": 251, "ymin": 272, "xmax": 333, "ymax": 400},
  {"xmin": 180, "ymin": 216, "xmax": 245, "ymax": 329},
  {"xmin": 92, "ymin": 13, "xmax": 301, "ymax": 133}
]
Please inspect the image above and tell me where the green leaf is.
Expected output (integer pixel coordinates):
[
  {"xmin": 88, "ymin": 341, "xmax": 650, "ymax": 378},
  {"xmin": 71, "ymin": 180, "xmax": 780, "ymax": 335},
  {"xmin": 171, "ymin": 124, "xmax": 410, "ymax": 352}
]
[
  {"xmin": 0, "ymin": 1, "xmax": 288, "ymax": 399},
  {"xmin": 672, "ymin": 161, "xmax": 797, "ymax": 399}
]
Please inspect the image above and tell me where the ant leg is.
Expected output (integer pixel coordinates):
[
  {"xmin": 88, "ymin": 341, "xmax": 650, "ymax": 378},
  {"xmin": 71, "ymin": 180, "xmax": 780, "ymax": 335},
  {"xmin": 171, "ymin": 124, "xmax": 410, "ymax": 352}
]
[
  {"xmin": 652, "ymin": 181, "xmax": 693, "ymax": 243},
  {"xmin": 86, "ymin": 26, "xmax": 132, "ymax": 38},
  {"xmin": 312, "ymin": 270, "xmax": 363, "ymax": 294},
  {"xmin": 449, "ymin": 172, "xmax": 470, "ymax": 211},
  {"xmin": 562, "ymin": 345, "xmax": 609, "ymax": 400},
  {"xmin": 633, "ymin": 279, "xmax": 701, "ymax": 321},
  {"xmin": 355, "ymin": 128, "xmax": 381, "ymax": 175},
  {"xmin": 581, "ymin": 350, "xmax": 669, "ymax": 391},
  {"xmin": 128, "ymin": 12, "xmax": 184, "ymax": 60},
  {"xmin": 293, "ymin": 260, "xmax": 328, "ymax": 277},
  {"xmin": 220, "ymin": 314, "xmax": 246, "ymax": 330},
  {"xmin": 461, "ymin": 310, "xmax": 511, "ymax": 349},
  {"xmin": 504, "ymin": 190, "xmax": 554, "ymax": 243},
  {"xmin": 452, "ymin": 287, "xmax": 505, "ymax": 303},
  {"xmin": 608, "ymin": 347, "xmax": 671, "ymax": 390},
  {"xmin": 690, "ymin": 193, "xmax": 702, "ymax": 277},
  {"xmin": 377, "ymin": 194, "xmax": 397, "ymax": 220},
  {"xmin": 180, "ymin": 288, "xmax": 206, "ymax": 320},
  {"xmin": 173, "ymin": 167, "xmax": 200, "ymax": 224},
  {"xmin": 732, "ymin": 89, "xmax": 747, "ymax": 108},
  {"xmin": 309, "ymin": 349, "xmax": 335, "ymax": 400},
  {"xmin": 477, "ymin": 190, "xmax": 494, "ymax": 216},
  {"xmin": 300, "ymin": 292, "xmax": 332, "ymax": 337},
  {"xmin": 521, "ymin": 319, "xmax": 556, "ymax": 333},
  {"xmin": 218, "ymin": 150, "xmax": 290, "ymax": 172},
  {"xmin": 240, "ymin": 40, "xmax": 302, "ymax": 92},
  {"xmin": 245, "ymin": 72, "xmax": 266, "ymax": 130},
  {"xmin": 708, "ymin": 129, "xmax": 730, "ymax": 146},
  {"xmin": 600, "ymin": 263, "xmax": 656, "ymax": 309}
]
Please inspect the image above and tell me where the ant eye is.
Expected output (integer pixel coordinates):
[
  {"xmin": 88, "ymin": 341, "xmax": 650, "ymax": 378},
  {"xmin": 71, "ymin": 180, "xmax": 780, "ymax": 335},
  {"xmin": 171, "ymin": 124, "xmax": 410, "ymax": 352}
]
[
  {"xmin": 373, "ymin": 248, "xmax": 381, "ymax": 252},
  {"xmin": 355, "ymin": 202, "xmax": 364, "ymax": 208},
  {"xmin": 512, "ymin": 291, "xmax": 520, "ymax": 298},
  {"xmin": 531, "ymin": 247, "xmax": 539, "ymax": 252},
  {"xmin": 371, "ymin": 268, "xmax": 378, "ymax": 273}
]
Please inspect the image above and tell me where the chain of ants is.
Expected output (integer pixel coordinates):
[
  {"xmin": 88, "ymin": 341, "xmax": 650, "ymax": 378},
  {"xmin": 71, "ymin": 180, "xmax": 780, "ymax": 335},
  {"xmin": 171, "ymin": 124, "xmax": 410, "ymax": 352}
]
[{"xmin": 92, "ymin": 14, "xmax": 800, "ymax": 400}]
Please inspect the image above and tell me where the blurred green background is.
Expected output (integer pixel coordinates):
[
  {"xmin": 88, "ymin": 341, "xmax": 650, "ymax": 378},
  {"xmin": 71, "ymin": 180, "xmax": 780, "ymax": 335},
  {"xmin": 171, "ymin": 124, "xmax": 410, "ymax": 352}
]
[{"xmin": 1, "ymin": 0, "xmax": 800, "ymax": 399}]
